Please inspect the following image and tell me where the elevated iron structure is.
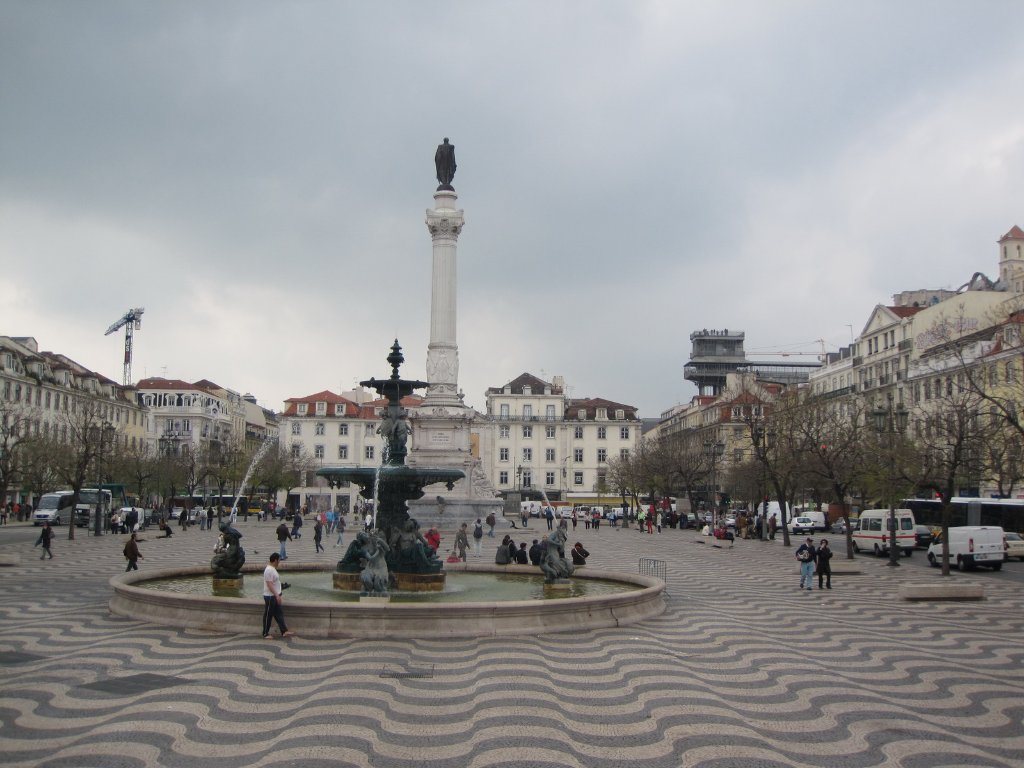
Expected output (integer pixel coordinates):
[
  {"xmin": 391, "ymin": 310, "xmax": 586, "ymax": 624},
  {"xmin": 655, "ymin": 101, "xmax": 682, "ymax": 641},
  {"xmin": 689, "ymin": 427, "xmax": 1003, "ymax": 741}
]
[
  {"xmin": 684, "ymin": 329, "xmax": 821, "ymax": 396},
  {"xmin": 105, "ymin": 307, "xmax": 144, "ymax": 386}
]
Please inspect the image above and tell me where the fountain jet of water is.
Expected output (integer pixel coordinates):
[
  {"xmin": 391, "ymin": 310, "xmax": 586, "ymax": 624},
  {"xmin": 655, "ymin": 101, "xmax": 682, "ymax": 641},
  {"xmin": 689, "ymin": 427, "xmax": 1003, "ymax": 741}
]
[{"xmin": 230, "ymin": 437, "xmax": 275, "ymax": 517}]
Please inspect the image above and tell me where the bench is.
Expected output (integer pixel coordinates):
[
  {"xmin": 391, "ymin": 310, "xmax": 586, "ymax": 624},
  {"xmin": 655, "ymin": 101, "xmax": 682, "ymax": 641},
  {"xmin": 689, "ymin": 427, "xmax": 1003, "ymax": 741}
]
[{"xmin": 899, "ymin": 583, "xmax": 985, "ymax": 601}]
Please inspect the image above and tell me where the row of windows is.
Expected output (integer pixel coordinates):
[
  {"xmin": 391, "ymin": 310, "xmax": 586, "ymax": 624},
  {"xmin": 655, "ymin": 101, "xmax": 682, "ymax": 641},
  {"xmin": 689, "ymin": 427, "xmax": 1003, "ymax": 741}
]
[
  {"xmin": 865, "ymin": 329, "xmax": 899, "ymax": 356},
  {"xmin": 496, "ymin": 470, "xmax": 607, "ymax": 487},
  {"xmin": 291, "ymin": 420, "xmax": 634, "ymax": 441},
  {"xmin": 303, "ymin": 444, "xmax": 372, "ymax": 461},
  {"xmin": 498, "ymin": 447, "xmax": 629, "ymax": 463},
  {"xmin": 296, "ymin": 402, "xmax": 348, "ymax": 416},
  {"xmin": 498, "ymin": 424, "xmax": 631, "ymax": 440},
  {"xmin": 10, "ymin": 417, "xmax": 142, "ymax": 450},
  {"xmin": 4, "ymin": 380, "xmax": 141, "ymax": 426},
  {"xmin": 292, "ymin": 422, "xmax": 373, "ymax": 437},
  {"xmin": 496, "ymin": 403, "xmax": 628, "ymax": 421}
]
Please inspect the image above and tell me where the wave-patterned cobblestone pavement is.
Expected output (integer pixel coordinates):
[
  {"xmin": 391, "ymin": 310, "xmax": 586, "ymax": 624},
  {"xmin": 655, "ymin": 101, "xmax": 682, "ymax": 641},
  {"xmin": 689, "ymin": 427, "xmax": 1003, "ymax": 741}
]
[{"xmin": 1, "ymin": 521, "xmax": 1022, "ymax": 767}]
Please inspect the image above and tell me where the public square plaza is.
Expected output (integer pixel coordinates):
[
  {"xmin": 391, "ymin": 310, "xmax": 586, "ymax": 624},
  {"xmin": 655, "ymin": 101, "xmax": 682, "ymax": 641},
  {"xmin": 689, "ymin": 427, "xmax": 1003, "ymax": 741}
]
[{"xmin": 1, "ymin": 519, "xmax": 1022, "ymax": 768}]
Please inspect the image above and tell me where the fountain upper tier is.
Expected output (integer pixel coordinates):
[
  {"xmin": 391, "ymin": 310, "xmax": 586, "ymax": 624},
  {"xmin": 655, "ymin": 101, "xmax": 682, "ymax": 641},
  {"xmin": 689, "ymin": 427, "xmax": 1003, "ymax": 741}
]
[{"xmin": 315, "ymin": 339, "xmax": 465, "ymax": 536}]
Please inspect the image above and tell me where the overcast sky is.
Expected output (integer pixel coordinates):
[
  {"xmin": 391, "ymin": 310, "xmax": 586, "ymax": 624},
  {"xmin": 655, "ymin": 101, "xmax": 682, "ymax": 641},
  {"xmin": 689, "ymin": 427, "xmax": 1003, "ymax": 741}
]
[{"xmin": 3, "ymin": 1, "xmax": 1023, "ymax": 418}]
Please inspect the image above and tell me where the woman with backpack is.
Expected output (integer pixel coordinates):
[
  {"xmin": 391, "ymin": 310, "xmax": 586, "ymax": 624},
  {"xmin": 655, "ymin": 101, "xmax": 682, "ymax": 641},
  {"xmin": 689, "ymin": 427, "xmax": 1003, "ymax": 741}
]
[{"xmin": 472, "ymin": 518, "xmax": 484, "ymax": 556}]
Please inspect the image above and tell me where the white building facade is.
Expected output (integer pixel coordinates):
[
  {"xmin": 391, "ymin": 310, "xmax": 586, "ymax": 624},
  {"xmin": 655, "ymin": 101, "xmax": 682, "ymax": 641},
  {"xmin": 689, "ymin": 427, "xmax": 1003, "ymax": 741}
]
[{"xmin": 481, "ymin": 373, "xmax": 641, "ymax": 500}]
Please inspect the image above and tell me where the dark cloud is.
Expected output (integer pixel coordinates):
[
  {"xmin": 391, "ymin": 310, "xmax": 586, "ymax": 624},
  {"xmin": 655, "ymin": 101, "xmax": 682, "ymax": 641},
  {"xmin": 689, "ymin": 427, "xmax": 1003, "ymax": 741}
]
[{"xmin": 2, "ymin": 1, "xmax": 1023, "ymax": 415}]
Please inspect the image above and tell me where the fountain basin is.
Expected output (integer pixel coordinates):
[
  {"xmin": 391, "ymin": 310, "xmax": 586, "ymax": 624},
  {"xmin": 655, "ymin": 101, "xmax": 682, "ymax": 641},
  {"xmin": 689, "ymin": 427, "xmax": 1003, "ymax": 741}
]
[{"xmin": 109, "ymin": 563, "xmax": 665, "ymax": 639}]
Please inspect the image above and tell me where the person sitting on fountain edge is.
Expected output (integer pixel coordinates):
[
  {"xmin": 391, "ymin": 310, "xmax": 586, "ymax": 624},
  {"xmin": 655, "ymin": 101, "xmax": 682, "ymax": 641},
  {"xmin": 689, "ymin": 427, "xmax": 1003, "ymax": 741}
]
[
  {"xmin": 515, "ymin": 542, "xmax": 529, "ymax": 564},
  {"xmin": 495, "ymin": 535, "xmax": 513, "ymax": 565},
  {"xmin": 571, "ymin": 542, "xmax": 590, "ymax": 566}
]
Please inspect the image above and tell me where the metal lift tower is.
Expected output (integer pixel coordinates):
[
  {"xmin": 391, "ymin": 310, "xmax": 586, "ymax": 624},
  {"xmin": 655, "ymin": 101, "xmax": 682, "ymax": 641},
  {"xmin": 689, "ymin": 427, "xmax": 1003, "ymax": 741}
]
[{"xmin": 105, "ymin": 307, "xmax": 145, "ymax": 386}]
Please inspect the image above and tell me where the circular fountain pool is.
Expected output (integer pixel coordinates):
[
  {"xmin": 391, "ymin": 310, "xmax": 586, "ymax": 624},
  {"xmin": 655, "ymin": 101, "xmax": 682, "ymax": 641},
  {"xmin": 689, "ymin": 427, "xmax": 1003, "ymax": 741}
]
[{"xmin": 110, "ymin": 563, "xmax": 665, "ymax": 639}]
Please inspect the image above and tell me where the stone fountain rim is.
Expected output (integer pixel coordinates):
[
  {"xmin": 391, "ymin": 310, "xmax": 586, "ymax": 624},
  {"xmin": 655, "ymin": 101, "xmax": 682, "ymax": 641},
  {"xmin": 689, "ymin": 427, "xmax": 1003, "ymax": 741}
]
[{"xmin": 108, "ymin": 563, "xmax": 666, "ymax": 639}]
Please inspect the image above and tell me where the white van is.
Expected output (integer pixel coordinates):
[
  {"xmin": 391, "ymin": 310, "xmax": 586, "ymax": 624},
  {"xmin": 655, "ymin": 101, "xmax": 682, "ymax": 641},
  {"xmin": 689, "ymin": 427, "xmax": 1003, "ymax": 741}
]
[
  {"xmin": 927, "ymin": 526, "xmax": 1005, "ymax": 571},
  {"xmin": 33, "ymin": 491, "xmax": 75, "ymax": 526},
  {"xmin": 852, "ymin": 509, "xmax": 916, "ymax": 557}
]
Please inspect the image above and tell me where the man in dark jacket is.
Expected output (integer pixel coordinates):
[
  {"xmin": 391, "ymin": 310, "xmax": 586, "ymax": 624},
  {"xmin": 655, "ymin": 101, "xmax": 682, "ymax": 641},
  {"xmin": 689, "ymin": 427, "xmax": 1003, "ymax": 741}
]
[
  {"xmin": 515, "ymin": 542, "xmax": 529, "ymax": 564},
  {"xmin": 528, "ymin": 539, "xmax": 542, "ymax": 566},
  {"xmin": 795, "ymin": 537, "xmax": 817, "ymax": 591},
  {"xmin": 276, "ymin": 522, "xmax": 292, "ymax": 561},
  {"xmin": 571, "ymin": 542, "xmax": 590, "ymax": 566}
]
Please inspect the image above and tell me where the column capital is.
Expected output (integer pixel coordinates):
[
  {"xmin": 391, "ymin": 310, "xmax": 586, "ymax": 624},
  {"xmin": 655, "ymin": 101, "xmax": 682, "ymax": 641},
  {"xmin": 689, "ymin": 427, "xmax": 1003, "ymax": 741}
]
[{"xmin": 425, "ymin": 207, "xmax": 465, "ymax": 239}]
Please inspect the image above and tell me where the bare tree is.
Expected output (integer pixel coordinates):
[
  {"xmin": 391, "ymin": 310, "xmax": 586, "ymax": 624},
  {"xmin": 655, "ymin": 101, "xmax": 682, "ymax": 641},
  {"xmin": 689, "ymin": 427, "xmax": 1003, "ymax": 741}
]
[
  {"xmin": 980, "ymin": 417, "xmax": 1023, "ymax": 498},
  {"xmin": 0, "ymin": 398, "xmax": 39, "ymax": 514},
  {"xmin": 794, "ymin": 392, "xmax": 870, "ymax": 558},
  {"xmin": 906, "ymin": 374, "xmax": 992, "ymax": 576},
  {"xmin": 49, "ymin": 402, "xmax": 107, "ymax": 539},
  {"xmin": 660, "ymin": 431, "xmax": 711, "ymax": 519},
  {"xmin": 116, "ymin": 440, "xmax": 157, "ymax": 507}
]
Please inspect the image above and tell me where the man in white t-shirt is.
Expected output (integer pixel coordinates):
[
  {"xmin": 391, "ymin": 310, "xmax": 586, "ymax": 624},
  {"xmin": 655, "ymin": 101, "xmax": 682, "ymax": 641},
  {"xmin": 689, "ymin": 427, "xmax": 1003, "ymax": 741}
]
[{"xmin": 262, "ymin": 553, "xmax": 296, "ymax": 639}]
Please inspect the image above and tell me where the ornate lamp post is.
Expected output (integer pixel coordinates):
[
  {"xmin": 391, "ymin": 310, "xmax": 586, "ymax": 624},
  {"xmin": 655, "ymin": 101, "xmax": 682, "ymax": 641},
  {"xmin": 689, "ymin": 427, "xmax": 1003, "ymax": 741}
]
[
  {"xmin": 703, "ymin": 439, "xmax": 725, "ymax": 529},
  {"xmin": 872, "ymin": 392, "xmax": 909, "ymax": 567},
  {"xmin": 95, "ymin": 422, "xmax": 115, "ymax": 537}
]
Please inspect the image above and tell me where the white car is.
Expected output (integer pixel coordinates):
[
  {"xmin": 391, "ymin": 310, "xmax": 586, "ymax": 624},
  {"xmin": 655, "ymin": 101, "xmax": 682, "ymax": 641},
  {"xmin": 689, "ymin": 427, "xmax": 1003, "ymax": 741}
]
[
  {"xmin": 790, "ymin": 516, "xmax": 819, "ymax": 535},
  {"xmin": 1003, "ymin": 531, "xmax": 1024, "ymax": 561}
]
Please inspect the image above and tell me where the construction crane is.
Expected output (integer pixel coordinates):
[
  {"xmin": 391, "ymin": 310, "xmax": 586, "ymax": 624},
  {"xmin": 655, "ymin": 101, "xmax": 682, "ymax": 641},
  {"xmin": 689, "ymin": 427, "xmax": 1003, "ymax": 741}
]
[{"xmin": 105, "ymin": 308, "xmax": 144, "ymax": 386}]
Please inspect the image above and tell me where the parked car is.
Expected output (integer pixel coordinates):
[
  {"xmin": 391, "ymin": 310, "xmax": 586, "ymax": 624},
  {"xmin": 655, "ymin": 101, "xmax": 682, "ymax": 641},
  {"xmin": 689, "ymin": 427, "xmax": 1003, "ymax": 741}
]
[
  {"xmin": 1004, "ymin": 531, "xmax": 1024, "ymax": 561},
  {"xmin": 914, "ymin": 525, "xmax": 936, "ymax": 549},
  {"xmin": 790, "ymin": 516, "xmax": 820, "ymax": 535},
  {"xmin": 927, "ymin": 526, "xmax": 1004, "ymax": 571}
]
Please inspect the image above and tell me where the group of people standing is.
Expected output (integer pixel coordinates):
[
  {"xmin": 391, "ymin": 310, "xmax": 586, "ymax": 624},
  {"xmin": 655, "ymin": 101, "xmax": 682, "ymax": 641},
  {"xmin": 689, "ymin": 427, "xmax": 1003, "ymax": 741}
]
[{"xmin": 795, "ymin": 537, "xmax": 833, "ymax": 590}]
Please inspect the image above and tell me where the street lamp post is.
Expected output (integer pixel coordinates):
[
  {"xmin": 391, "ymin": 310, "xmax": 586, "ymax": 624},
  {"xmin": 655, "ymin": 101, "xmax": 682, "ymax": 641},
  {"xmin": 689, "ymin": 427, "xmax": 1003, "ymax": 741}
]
[
  {"xmin": 95, "ymin": 422, "xmax": 114, "ymax": 537},
  {"xmin": 703, "ymin": 439, "xmax": 725, "ymax": 529},
  {"xmin": 872, "ymin": 392, "xmax": 909, "ymax": 568}
]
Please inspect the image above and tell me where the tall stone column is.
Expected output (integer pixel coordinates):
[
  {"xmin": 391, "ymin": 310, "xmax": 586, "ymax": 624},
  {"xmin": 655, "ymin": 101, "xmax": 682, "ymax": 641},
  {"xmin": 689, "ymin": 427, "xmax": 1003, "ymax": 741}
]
[
  {"xmin": 407, "ymin": 168, "xmax": 502, "ymax": 529},
  {"xmin": 423, "ymin": 189, "xmax": 464, "ymax": 408}
]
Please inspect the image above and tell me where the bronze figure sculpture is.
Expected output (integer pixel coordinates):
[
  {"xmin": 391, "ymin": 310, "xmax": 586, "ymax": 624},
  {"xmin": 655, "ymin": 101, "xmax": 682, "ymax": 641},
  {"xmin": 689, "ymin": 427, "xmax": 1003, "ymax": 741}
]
[{"xmin": 435, "ymin": 137, "xmax": 456, "ymax": 191}]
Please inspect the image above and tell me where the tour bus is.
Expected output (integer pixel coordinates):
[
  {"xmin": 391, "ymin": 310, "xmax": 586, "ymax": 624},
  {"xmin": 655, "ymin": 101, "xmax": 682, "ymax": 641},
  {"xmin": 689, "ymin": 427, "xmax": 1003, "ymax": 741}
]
[
  {"xmin": 902, "ymin": 497, "xmax": 1024, "ymax": 532},
  {"xmin": 33, "ymin": 491, "xmax": 76, "ymax": 526},
  {"xmin": 852, "ymin": 508, "xmax": 916, "ymax": 557}
]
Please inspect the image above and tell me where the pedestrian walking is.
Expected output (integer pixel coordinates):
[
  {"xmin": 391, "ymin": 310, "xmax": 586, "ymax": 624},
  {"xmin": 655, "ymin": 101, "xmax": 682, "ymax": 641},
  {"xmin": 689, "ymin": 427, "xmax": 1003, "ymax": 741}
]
[
  {"xmin": 455, "ymin": 523, "xmax": 469, "ymax": 562},
  {"xmin": 817, "ymin": 539, "xmax": 833, "ymax": 589},
  {"xmin": 313, "ymin": 518, "xmax": 324, "ymax": 553},
  {"xmin": 276, "ymin": 521, "xmax": 292, "ymax": 561},
  {"xmin": 472, "ymin": 518, "xmax": 484, "ymax": 556},
  {"xmin": 37, "ymin": 521, "xmax": 54, "ymax": 559},
  {"xmin": 796, "ymin": 537, "xmax": 817, "ymax": 591},
  {"xmin": 262, "ymin": 553, "xmax": 295, "ymax": 639},
  {"xmin": 291, "ymin": 509, "xmax": 303, "ymax": 539},
  {"xmin": 545, "ymin": 506, "xmax": 554, "ymax": 531},
  {"xmin": 123, "ymin": 532, "xmax": 143, "ymax": 571},
  {"xmin": 335, "ymin": 513, "xmax": 347, "ymax": 547},
  {"xmin": 486, "ymin": 512, "xmax": 496, "ymax": 538}
]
